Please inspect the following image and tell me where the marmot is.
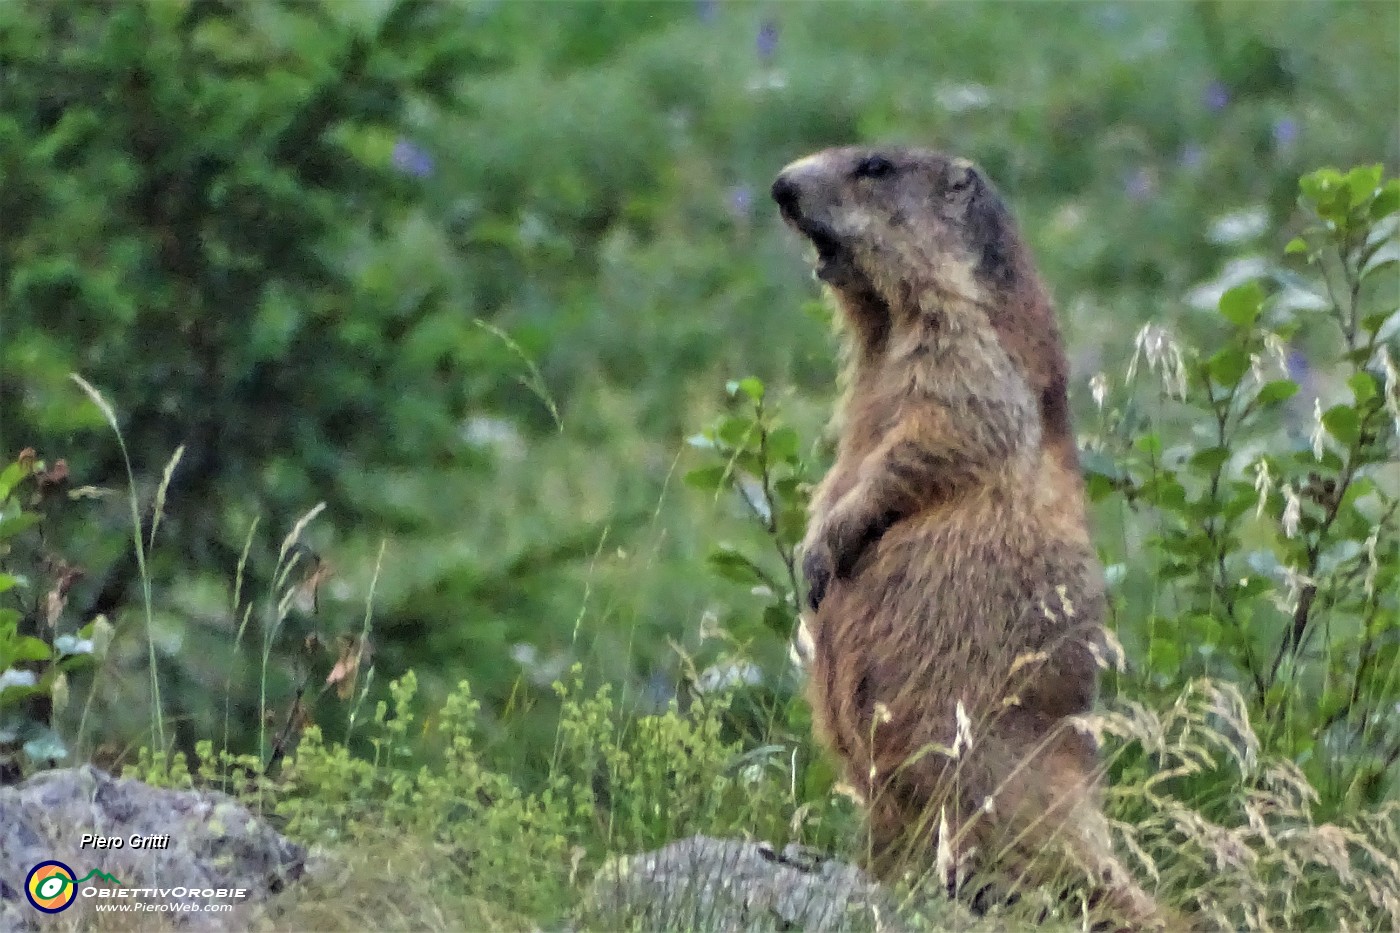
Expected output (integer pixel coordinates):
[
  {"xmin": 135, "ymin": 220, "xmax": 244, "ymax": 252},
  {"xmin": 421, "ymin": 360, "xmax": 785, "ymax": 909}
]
[{"xmin": 771, "ymin": 146, "xmax": 1163, "ymax": 929}]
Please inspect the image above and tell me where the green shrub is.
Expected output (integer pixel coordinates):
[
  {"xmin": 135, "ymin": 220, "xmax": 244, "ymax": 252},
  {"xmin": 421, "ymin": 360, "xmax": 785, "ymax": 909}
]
[
  {"xmin": 0, "ymin": 449, "xmax": 106, "ymax": 776},
  {"xmin": 1085, "ymin": 165, "xmax": 1399, "ymax": 811}
]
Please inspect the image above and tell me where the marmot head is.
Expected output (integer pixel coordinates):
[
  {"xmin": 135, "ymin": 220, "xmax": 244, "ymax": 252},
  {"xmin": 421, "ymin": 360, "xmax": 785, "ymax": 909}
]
[{"xmin": 771, "ymin": 145, "xmax": 1076, "ymax": 459}]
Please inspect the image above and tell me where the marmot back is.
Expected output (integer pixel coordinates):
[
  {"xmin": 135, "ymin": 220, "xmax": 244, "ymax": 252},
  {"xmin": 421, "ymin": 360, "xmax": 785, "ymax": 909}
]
[{"xmin": 771, "ymin": 146, "xmax": 1164, "ymax": 929}]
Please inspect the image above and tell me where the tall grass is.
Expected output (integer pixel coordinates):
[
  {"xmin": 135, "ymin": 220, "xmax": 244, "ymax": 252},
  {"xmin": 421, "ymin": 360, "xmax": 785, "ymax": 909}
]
[{"xmin": 69, "ymin": 375, "xmax": 172, "ymax": 757}]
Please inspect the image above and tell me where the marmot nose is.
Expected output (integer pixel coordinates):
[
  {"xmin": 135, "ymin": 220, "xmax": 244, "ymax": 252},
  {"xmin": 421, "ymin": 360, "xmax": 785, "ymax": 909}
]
[{"xmin": 771, "ymin": 174, "xmax": 802, "ymax": 221}]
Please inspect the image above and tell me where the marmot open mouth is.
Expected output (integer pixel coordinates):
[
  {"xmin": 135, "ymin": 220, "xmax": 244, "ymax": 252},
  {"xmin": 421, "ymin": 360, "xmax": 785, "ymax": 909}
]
[{"xmin": 792, "ymin": 220, "xmax": 848, "ymax": 283}]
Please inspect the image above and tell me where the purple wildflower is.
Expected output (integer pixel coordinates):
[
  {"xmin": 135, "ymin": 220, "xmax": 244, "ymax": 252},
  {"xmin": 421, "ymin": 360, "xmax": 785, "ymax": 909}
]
[
  {"xmin": 1287, "ymin": 349, "xmax": 1310, "ymax": 383},
  {"xmin": 1124, "ymin": 167, "xmax": 1154, "ymax": 201},
  {"xmin": 728, "ymin": 184, "xmax": 753, "ymax": 215},
  {"xmin": 756, "ymin": 19, "xmax": 778, "ymax": 61},
  {"xmin": 1273, "ymin": 117, "xmax": 1299, "ymax": 148},
  {"xmin": 1203, "ymin": 80, "xmax": 1230, "ymax": 112},
  {"xmin": 392, "ymin": 139, "xmax": 435, "ymax": 179}
]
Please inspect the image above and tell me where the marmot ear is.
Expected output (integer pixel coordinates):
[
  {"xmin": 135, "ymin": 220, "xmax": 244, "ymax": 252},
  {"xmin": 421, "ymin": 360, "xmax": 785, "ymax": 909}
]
[
  {"xmin": 944, "ymin": 158, "xmax": 977, "ymax": 197},
  {"xmin": 966, "ymin": 187, "xmax": 1014, "ymax": 287}
]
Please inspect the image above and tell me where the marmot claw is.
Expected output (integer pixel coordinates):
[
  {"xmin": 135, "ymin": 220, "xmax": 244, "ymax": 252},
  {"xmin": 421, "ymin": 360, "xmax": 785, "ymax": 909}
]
[{"xmin": 802, "ymin": 544, "xmax": 833, "ymax": 611}]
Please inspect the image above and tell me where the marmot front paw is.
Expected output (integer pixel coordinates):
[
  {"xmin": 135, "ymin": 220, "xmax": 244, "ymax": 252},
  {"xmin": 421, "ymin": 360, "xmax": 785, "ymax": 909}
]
[
  {"xmin": 802, "ymin": 512, "xmax": 876, "ymax": 611},
  {"xmin": 802, "ymin": 541, "xmax": 835, "ymax": 611}
]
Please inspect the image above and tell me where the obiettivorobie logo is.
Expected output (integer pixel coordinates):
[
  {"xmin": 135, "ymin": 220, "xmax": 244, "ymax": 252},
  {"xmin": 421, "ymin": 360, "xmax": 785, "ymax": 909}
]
[{"xmin": 25, "ymin": 861, "xmax": 122, "ymax": 913}]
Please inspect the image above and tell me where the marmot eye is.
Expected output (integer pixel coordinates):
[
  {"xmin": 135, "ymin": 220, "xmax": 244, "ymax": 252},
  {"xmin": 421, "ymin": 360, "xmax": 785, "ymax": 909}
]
[{"xmin": 853, "ymin": 155, "xmax": 896, "ymax": 180}]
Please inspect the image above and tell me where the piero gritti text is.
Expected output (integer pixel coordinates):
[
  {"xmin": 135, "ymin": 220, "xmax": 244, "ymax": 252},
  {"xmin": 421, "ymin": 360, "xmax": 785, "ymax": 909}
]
[{"xmin": 79, "ymin": 833, "xmax": 171, "ymax": 850}]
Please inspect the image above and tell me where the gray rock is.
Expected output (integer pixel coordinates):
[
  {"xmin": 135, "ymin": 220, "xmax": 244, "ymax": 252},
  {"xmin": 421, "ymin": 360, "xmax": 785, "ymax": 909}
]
[
  {"xmin": 584, "ymin": 835, "xmax": 900, "ymax": 931},
  {"xmin": 0, "ymin": 765, "xmax": 304, "ymax": 930}
]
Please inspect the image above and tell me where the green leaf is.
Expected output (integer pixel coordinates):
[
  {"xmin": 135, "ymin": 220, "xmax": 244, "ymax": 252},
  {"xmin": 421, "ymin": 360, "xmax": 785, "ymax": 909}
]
[
  {"xmin": 9, "ymin": 636, "xmax": 51, "ymax": 663},
  {"xmin": 762, "ymin": 604, "xmax": 794, "ymax": 637},
  {"xmin": 684, "ymin": 465, "xmax": 729, "ymax": 492},
  {"xmin": 1185, "ymin": 613, "xmax": 1222, "ymax": 648},
  {"xmin": 1345, "ymin": 164, "xmax": 1384, "ymax": 209},
  {"xmin": 1133, "ymin": 433, "xmax": 1162, "ymax": 458},
  {"xmin": 1148, "ymin": 636, "xmax": 1181, "ymax": 675},
  {"xmin": 1084, "ymin": 476, "xmax": 1112, "ymax": 502},
  {"xmin": 1207, "ymin": 345, "xmax": 1250, "ymax": 388},
  {"xmin": 1340, "ymin": 476, "xmax": 1376, "ymax": 512},
  {"xmin": 0, "ymin": 574, "xmax": 15, "ymax": 595},
  {"xmin": 1348, "ymin": 371, "xmax": 1378, "ymax": 404},
  {"xmin": 0, "ymin": 511, "xmax": 40, "ymax": 542},
  {"xmin": 1079, "ymin": 448, "xmax": 1123, "ymax": 482},
  {"xmin": 716, "ymin": 415, "xmax": 754, "ymax": 448},
  {"xmin": 0, "ymin": 462, "xmax": 25, "ymax": 502},
  {"xmin": 1321, "ymin": 405, "xmax": 1360, "ymax": 445},
  {"xmin": 1284, "ymin": 237, "xmax": 1309, "ymax": 256},
  {"xmin": 1141, "ymin": 475, "xmax": 1187, "ymax": 512},
  {"xmin": 726, "ymin": 377, "xmax": 764, "ymax": 402},
  {"xmin": 1219, "ymin": 281, "xmax": 1264, "ymax": 328},
  {"xmin": 1189, "ymin": 446, "xmax": 1230, "ymax": 472},
  {"xmin": 772, "ymin": 476, "xmax": 803, "ymax": 500},
  {"xmin": 1299, "ymin": 167, "xmax": 1343, "ymax": 204},
  {"xmin": 1371, "ymin": 179, "xmax": 1400, "ymax": 219},
  {"xmin": 766, "ymin": 427, "xmax": 799, "ymax": 462},
  {"xmin": 775, "ymin": 504, "xmax": 807, "ymax": 545},
  {"xmin": 1255, "ymin": 380, "xmax": 1300, "ymax": 406},
  {"xmin": 707, "ymin": 548, "xmax": 766, "ymax": 585}
]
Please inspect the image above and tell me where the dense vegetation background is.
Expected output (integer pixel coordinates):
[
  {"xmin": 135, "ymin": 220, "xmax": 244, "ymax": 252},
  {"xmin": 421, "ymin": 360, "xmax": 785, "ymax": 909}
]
[{"xmin": 1, "ymin": 5, "xmax": 1398, "ymax": 924}]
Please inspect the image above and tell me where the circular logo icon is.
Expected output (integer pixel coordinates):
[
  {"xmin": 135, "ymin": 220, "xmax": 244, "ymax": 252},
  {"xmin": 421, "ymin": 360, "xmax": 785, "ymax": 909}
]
[{"xmin": 25, "ymin": 861, "xmax": 78, "ymax": 913}]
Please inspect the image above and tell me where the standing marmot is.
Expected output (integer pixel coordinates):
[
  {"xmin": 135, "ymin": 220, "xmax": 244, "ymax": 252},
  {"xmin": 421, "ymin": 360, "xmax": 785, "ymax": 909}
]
[{"xmin": 771, "ymin": 146, "xmax": 1163, "ymax": 929}]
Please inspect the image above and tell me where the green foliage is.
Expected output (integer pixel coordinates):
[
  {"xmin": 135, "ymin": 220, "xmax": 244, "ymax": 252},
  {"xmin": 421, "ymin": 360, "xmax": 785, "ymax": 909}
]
[
  {"xmin": 127, "ymin": 666, "xmax": 857, "ymax": 929},
  {"xmin": 686, "ymin": 376, "xmax": 811, "ymax": 640},
  {"xmin": 1085, "ymin": 165, "xmax": 1400, "ymax": 810},
  {"xmin": 117, "ymin": 663, "xmax": 1400, "ymax": 931},
  {"xmin": 0, "ymin": 450, "xmax": 108, "ymax": 775}
]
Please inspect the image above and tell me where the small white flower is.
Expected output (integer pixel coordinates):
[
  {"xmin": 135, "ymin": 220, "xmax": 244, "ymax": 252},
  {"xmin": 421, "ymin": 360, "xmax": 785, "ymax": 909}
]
[
  {"xmin": 698, "ymin": 609, "xmax": 724, "ymax": 643},
  {"xmin": 1090, "ymin": 372, "xmax": 1109, "ymax": 410},
  {"xmin": 1264, "ymin": 333, "xmax": 1289, "ymax": 372},
  {"xmin": 1127, "ymin": 323, "xmax": 1188, "ymax": 400},
  {"xmin": 695, "ymin": 661, "xmax": 763, "ymax": 694},
  {"xmin": 1311, "ymin": 398, "xmax": 1326, "ymax": 460},
  {"xmin": 1364, "ymin": 528, "xmax": 1380, "ymax": 602},
  {"xmin": 0, "ymin": 669, "xmax": 37, "ymax": 691},
  {"xmin": 1253, "ymin": 459, "xmax": 1272, "ymax": 518},
  {"xmin": 1279, "ymin": 565, "xmax": 1316, "ymax": 614},
  {"xmin": 1381, "ymin": 345, "xmax": 1400, "ymax": 438},
  {"xmin": 1281, "ymin": 484, "xmax": 1302, "ymax": 539}
]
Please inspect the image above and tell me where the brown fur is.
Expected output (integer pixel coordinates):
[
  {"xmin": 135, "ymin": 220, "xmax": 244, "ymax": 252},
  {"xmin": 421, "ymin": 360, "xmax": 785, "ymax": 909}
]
[{"xmin": 771, "ymin": 147, "xmax": 1164, "ymax": 929}]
